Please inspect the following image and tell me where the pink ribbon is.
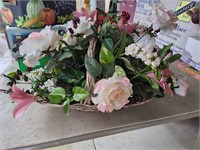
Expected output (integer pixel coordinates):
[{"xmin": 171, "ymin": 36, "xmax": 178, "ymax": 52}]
[{"xmin": 148, "ymin": 69, "xmax": 174, "ymax": 97}]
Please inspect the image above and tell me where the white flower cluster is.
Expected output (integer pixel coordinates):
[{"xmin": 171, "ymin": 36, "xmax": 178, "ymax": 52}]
[
  {"xmin": 39, "ymin": 78, "xmax": 56, "ymax": 92},
  {"xmin": 27, "ymin": 68, "xmax": 44, "ymax": 82},
  {"xmin": 125, "ymin": 43, "xmax": 161, "ymax": 69}
]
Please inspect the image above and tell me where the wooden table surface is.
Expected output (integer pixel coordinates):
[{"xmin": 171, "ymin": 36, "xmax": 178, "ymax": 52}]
[{"xmin": 0, "ymin": 66, "xmax": 199, "ymax": 150}]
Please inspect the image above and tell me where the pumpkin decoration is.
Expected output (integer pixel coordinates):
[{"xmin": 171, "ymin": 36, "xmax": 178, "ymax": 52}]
[
  {"xmin": 26, "ymin": 0, "xmax": 45, "ymax": 19},
  {"xmin": 1, "ymin": 7, "xmax": 13, "ymax": 25},
  {"xmin": 40, "ymin": 8, "xmax": 55, "ymax": 25}
]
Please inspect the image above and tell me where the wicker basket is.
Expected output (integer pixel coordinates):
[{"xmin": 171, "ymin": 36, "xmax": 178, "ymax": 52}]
[{"xmin": 35, "ymin": 38, "xmax": 152, "ymax": 112}]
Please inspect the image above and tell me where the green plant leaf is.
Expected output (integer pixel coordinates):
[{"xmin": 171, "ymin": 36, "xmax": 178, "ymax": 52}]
[
  {"xmin": 63, "ymin": 98, "xmax": 70, "ymax": 114},
  {"xmin": 102, "ymin": 61, "xmax": 115, "ymax": 77},
  {"xmin": 72, "ymin": 87, "xmax": 89, "ymax": 102},
  {"xmin": 158, "ymin": 43, "xmax": 173, "ymax": 58},
  {"xmin": 102, "ymin": 38, "xmax": 114, "ymax": 52},
  {"xmin": 96, "ymin": 8, "xmax": 106, "ymax": 17},
  {"xmin": 85, "ymin": 56, "xmax": 102, "ymax": 78},
  {"xmin": 48, "ymin": 87, "xmax": 66, "ymax": 104},
  {"xmin": 118, "ymin": 30, "xmax": 126, "ymax": 56},
  {"xmin": 56, "ymin": 67, "xmax": 84, "ymax": 84},
  {"xmin": 58, "ymin": 51, "xmax": 73, "ymax": 61},
  {"xmin": 100, "ymin": 44, "xmax": 115, "ymax": 65},
  {"xmin": 115, "ymin": 65, "xmax": 126, "ymax": 77},
  {"xmin": 45, "ymin": 59, "xmax": 58, "ymax": 73},
  {"xmin": 139, "ymin": 74, "xmax": 159, "ymax": 90},
  {"xmin": 120, "ymin": 57, "xmax": 136, "ymax": 73},
  {"xmin": 165, "ymin": 54, "xmax": 182, "ymax": 63}
]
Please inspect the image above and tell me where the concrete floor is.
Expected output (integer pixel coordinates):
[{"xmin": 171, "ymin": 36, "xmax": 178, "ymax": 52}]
[{"xmin": 44, "ymin": 118, "xmax": 199, "ymax": 150}]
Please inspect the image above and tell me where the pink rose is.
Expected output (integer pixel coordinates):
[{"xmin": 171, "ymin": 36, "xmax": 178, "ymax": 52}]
[{"xmin": 91, "ymin": 74, "xmax": 133, "ymax": 112}]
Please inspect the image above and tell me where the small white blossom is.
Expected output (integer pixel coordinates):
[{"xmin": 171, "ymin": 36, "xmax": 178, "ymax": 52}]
[
  {"xmin": 144, "ymin": 59, "xmax": 151, "ymax": 66},
  {"xmin": 39, "ymin": 78, "xmax": 56, "ymax": 92},
  {"xmin": 125, "ymin": 43, "xmax": 142, "ymax": 57},
  {"xmin": 151, "ymin": 57, "xmax": 161, "ymax": 68},
  {"xmin": 63, "ymin": 32, "xmax": 77, "ymax": 46}
]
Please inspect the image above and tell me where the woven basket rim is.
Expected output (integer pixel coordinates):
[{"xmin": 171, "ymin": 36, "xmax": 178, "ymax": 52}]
[{"xmin": 36, "ymin": 97, "xmax": 151, "ymax": 112}]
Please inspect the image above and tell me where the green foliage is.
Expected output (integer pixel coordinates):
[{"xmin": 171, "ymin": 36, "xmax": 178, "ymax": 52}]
[
  {"xmin": 100, "ymin": 44, "xmax": 115, "ymax": 65},
  {"xmin": 56, "ymin": 67, "xmax": 84, "ymax": 84},
  {"xmin": 48, "ymin": 87, "xmax": 66, "ymax": 104},
  {"xmin": 72, "ymin": 87, "xmax": 89, "ymax": 102},
  {"xmin": 158, "ymin": 44, "xmax": 173, "ymax": 58},
  {"xmin": 102, "ymin": 61, "xmax": 115, "ymax": 77},
  {"xmin": 85, "ymin": 56, "xmax": 102, "ymax": 78}
]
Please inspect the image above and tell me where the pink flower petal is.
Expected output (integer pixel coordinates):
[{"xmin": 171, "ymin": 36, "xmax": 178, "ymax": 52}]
[
  {"xmin": 9, "ymin": 85, "xmax": 35, "ymax": 118},
  {"xmin": 72, "ymin": 11, "xmax": 83, "ymax": 18},
  {"xmin": 90, "ymin": 10, "xmax": 97, "ymax": 21},
  {"xmin": 13, "ymin": 101, "xmax": 33, "ymax": 118},
  {"xmin": 81, "ymin": 7, "xmax": 89, "ymax": 18}
]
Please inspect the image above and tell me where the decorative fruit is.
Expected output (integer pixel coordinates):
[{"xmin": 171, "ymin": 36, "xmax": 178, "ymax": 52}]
[
  {"xmin": 40, "ymin": 8, "xmax": 55, "ymax": 25},
  {"xmin": 191, "ymin": 11, "xmax": 199, "ymax": 24},
  {"xmin": 26, "ymin": 0, "xmax": 44, "ymax": 19},
  {"xmin": 23, "ymin": 15, "xmax": 41, "ymax": 28},
  {"xmin": 1, "ymin": 7, "xmax": 13, "ymax": 24}
]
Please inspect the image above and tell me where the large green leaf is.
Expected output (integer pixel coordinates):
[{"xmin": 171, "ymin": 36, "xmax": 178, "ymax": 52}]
[
  {"xmin": 120, "ymin": 57, "xmax": 136, "ymax": 73},
  {"xmin": 85, "ymin": 56, "xmax": 102, "ymax": 78},
  {"xmin": 102, "ymin": 38, "xmax": 114, "ymax": 52},
  {"xmin": 158, "ymin": 44, "xmax": 173, "ymax": 58},
  {"xmin": 102, "ymin": 61, "xmax": 115, "ymax": 77},
  {"xmin": 165, "ymin": 54, "xmax": 182, "ymax": 63},
  {"xmin": 58, "ymin": 51, "xmax": 73, "ymax": 61},
  {"xmin": 56, "ymin": 67, "xmax": 84, "ymax": 84},
  {"xmin": 72, "ymin": 87, "xmax": 89, "ymax": 102},
  {"xmin": 100, "ymin": 44, "xmax": 115, "ymax": 65},
  {"xmin": 48, "ymin": 87, "xmax": 66, "ymax": 104}
]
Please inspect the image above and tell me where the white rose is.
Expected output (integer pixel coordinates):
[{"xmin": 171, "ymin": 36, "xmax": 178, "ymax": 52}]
[
  {"xmin": 19, "ymin": 26, "xmax": 62, "ymax": 56},
  {"xmin": 23, "ymin": 49, "xmax": 41, "ymax": 67}
]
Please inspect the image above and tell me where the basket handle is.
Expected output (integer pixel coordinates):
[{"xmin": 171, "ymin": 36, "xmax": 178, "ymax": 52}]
[{"xmin": 84, "ymin": 38, "xmax": 97, "ymax": 104}]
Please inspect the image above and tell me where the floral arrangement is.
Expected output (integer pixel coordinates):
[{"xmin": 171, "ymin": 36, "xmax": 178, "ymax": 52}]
[{"xmin": 0, "ymin": 2, "xmax": 186, "ymax": 118}]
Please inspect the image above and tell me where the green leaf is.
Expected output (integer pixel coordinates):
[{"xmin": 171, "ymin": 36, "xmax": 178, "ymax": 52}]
[
  {"xmin": 72, "ymin": 87, "xmax": 89, "ymax": 102},
  {"xmin": 45, "ymin": 59, "xmax": 58, "ymax": 73},
  {"xmin": 118, "ymin": 30, "xmax": 126, "ymax": 56},
  {"xmin": 100, "ymin": 44, "xmax": 115, "ymax": 65},
  {"xmin": 58, "ymin": 51, "xmax": 73, "ymax": 61},
  {"xmin": 102, "ymin": 38, "xmax": 114, "ymax": 52},
  {"xmin": 85, "ymin": 56, "xmax": 102, "ymax": 78},
  {"xmin": 56, "ymin": 67, "xmax": 84, "ymax": 84},
  {"xmin": 165, "ymin": 54, "xmax": 182, "ymax": 63},
  {"xmin": 48, "ymin": 87, "xmax": 66, "ymax": 104},
  {"xmin": 115, "ymin": 65, "xmax": 126, "ymax": 77},
  {"xmin": 139, "ymin": 74, "xmax": 159, "ymax": 90},
  {"xmin": 63, "ymin": 98, "xmax": 70, "ymax": 114},
  {"xmin": 102, "ymin": 61, "xmax": 115, "ymax": 77},
  {"xmin": 96, "ymin": 8, "xmax": 106, "ymax": 17},
  {"xmin": 158, "ymin": 44, "xmax": 173, "ymax": 58},
  {"xmin": 120, "ymin": 57, "xmax": 136, "ymax": 73}
]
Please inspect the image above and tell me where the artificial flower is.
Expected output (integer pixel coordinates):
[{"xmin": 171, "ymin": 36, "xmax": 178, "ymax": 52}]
[
  {"xmin": 9, "ymin": 85, "xmax": 35, "ymax": 118},
  {"xmin": 66, "ymin": 16, "xmax": 93, "ymax": 35},
  {"xmin": 91, "ymin": 74, "xmax": 133, "ymax": 112},
  {"xmin": 174, "ymin": 76, "xmax": 188, "ymax": 97},
  {"xmin": 72, "ymin": 7, "xmax": 97, "ymax": 21},
  {"xmin": 23, "ymin": 49, "xmax": 41, "ymax": 67},
  {"xmin": 19, "ymin": 26, "xmax": 62, "ymax": 56},
  {"xmin": 62, "ymin": 32, "xmax": 77, "ymax": 46},
  {"xmin": 148, "ymin": 69, "xmax": 174, "ymax": 96},
  {"xmin": 150, "ymin": 4, "xmax": 178, "ymax": 33}
]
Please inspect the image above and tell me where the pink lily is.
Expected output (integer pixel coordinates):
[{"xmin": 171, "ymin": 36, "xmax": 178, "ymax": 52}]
[
  {"xmin": 148, "ymin": 69, "xmax": 174, "ymax": 96},
  {"xmin": 117, "ymin": 18, "xmax": 141, "ymax": 35},
  {"xmin": 9, "ymin": 85, "xmax": 35, "ymax": 118},
  {"xmin": 72, "ymin": 7, "xmax": 97, "ymax": 21}
]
